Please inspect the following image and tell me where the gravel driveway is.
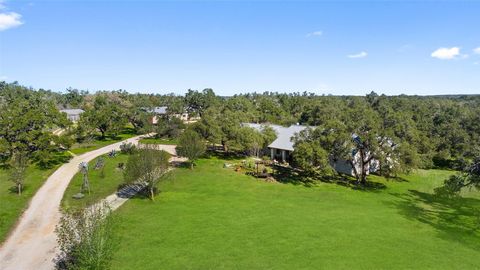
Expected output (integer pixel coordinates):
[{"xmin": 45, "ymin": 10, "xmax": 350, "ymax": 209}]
[{"xmin": 0, "ymin": 135, "xmax": 148, "ymax": 270}]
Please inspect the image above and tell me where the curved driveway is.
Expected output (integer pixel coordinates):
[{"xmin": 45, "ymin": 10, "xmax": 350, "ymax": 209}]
[{"xmin": 0, "ymin": 135, "xmax": 151, "ymax": 270}]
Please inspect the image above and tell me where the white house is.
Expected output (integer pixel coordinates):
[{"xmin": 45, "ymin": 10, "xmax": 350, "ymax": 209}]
[
  {"xmin": 330, "ymin": 149, "xmax": 376, "ymax": 177},
  {"xmin": 60, "ymin": 109, "xmax": 84, "ymax": 122},
  {"xmin": 245, "ymin": 123, "xmax": 385, "ymax": 177}
]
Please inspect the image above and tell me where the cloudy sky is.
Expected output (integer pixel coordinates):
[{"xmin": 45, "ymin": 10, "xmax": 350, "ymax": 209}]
[{"xmin": 0, "ymin": 1, "xmax": 479, "ymax": 95}]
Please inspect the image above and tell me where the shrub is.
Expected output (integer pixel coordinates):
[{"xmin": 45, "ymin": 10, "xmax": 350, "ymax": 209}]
[
  {"xmin": 55, "ymin": 203, "xmax": 118, "ymax": 270},
  {"xmin": 119, "ymin": 142, "xmax": 136, "ymax": 155}
]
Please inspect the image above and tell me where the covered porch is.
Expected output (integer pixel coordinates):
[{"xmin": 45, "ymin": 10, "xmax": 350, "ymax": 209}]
[{"xmin": 269, "ymin": 147, "xmax": 293, "ymax": 163}]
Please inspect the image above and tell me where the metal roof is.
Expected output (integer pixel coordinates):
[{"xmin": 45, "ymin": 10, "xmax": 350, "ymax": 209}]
[
  {"xmin": 60, "ymin": 109, "xmax": 84, "ymax": 115},
  {"xmin": 243, "ymin": 123, "xmax": 308, "ymax": 151},
  {"xmin": 148, "ymin": 106, "xmax": 168, "ymax": 114}
]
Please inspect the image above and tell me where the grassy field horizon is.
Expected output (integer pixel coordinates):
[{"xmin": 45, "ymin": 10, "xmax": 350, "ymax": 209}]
[{"xmin": 110, "ymin": 158, "xmax": 480, "ymax": 269}]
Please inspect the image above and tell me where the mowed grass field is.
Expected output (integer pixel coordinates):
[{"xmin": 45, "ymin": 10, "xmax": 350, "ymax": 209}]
[
  {"xmin": 111, "ymin": 158, "xmax": 480, "ymax": 269},
  {"xmin": 0, "ymin": 166, "xmax": 58, "ymax": 242}
]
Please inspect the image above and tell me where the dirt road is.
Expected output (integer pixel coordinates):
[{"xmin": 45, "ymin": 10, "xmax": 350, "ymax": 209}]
[{"xmin": 0, "ymin": 135, "xmax": 148, "ymax": 270}]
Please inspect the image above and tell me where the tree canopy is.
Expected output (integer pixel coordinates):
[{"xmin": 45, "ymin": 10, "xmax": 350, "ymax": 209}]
[
  {"xmin": 0, "ymin": 82, "xmax": 71, "ymax": 166},
  {"xmin": 3, "ymin": 81, "xmax": 480, "ymax": 181}
]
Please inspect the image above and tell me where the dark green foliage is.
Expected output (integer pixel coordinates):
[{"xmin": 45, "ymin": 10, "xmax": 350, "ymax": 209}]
[
  {"xmin": 155, "ymin": 117, "xmax": 185, "ymax": 139},
  {"xmin": 78, "ymin": 94, "xmax": 128, "ymax": 139},
  {"xmin": 176, "ymin": 130, "xmax": 206, "ymax": 169},
  {"xmin": 234, "ymin": 127, "xmax": 265, "ymax": 157},
  {"xmin": 4, "ymin": 81, "xmax": 480, "ymax": 173},
  {"xmin": 435, "ymin": 157, "xmax": 480, "ymax": 196},
  {"xmin": 0, "ymin": 82, "xmax": 71, "ymax": 165},
  {"xmin": 292, "ymin": 140, "xmax": 332, "ymax": 177},
  {"xmin": 123, "ymin": 145, "xmax": 170, "ymax": 200},
  {"xmin": 9, "ymin": 152, "xmax": 28, "ymax": 195},
  {"xmin": 184, "ymin": 88, "xmax": 219, "ymax": 117}
]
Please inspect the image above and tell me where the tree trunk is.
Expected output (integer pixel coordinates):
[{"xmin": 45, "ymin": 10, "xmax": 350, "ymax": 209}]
[
  {"xmin": 150, "ymin": 187, "xmax": 155, "ymax": 201},
  {"xmin": 221, "ymin": 140, "xmax": 228, "ymax": 152},
  {"xmin": 190, "ymin": 162, "xmax": 194, "ymax": 170},
  {"xmin": 17, "ymin": 183, "xmax": 22, "ymax": 195},
  {"xmin": 359, "ymin": 149, "xmax": 368, "ymax": 185},
  {"xmin": 349, "ymin": 160, "xmax": 360, "ymax": 183},
  {"xmin": 99, "ymin": 126, "xmax": 107, "ymax": 139}
]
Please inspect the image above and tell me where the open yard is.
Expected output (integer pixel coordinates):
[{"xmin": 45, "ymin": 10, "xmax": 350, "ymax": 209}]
[
  {"xmin": 0, "ymin": 165, "xmax": 59, "ymax": 243},
  {"xmin": 111, "ymin": 158, "xmax": 480, "ymax": 269}
]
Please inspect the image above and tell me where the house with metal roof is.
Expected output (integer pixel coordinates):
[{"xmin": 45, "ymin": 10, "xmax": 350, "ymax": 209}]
[
  {"xmin": 244, "ymin": 123, "xmax": 385, "ymax": 176},
  {"xmin": 60, "ymin": 109, "xmax": 84, "ymax": 122},
  {"xmin": 243, "ymin": 123, "xmax": 308, "ymax": 162}
]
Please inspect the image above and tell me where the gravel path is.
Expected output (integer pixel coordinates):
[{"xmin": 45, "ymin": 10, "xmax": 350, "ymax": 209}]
[{"xmin": 0, "ymin": 135, "xmax": 149, "ymax": 270}]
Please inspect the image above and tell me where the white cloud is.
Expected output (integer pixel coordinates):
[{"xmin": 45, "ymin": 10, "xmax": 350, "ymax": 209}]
[
  {"xmin": 474, "ymin": 47, "xmax": 480, "ymax": 55},
  {"xmin": 431, "ymin": 47, "xmax": 463, "ymax": 60},
  {"xmin": 0, "ymin": 0, "xmax": 24, "ymax": 31},
  {"xmin": 306, "ymin": 31, "xmax": 322, "ymax": 37},
  {"xmin": 0, "ymin": 75, "xmax": 7, "ymax": 81},
  {"xmin": 347, "ymin": 51, "xmax": 368, "ymax": 58},
  {"xmin": 0, "ymin": 12, "xmax": 23, "ymax": 31}
]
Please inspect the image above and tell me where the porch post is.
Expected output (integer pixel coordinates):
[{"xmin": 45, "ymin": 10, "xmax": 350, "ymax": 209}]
[
  {"xmin": 270, "ymin": 148, "xmax": 274, "ymax": 160},
  {"xmin": 282, "ymin": 150, "xmax": 286, "ymax": 162}
]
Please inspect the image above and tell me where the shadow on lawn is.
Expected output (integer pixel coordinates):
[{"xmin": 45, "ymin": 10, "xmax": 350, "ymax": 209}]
[
  {"xmin": 388, "ymin": 190, "xmax": 480, "ymax": 250},
  {"xmin": 34, "ymin": 150, "xmax": 72, "ymax": 169},
  {"xmin": 273, "ymin": 168, "xmax": 315, "ymax": 187},
  {"xmin": 205, "ymin": 151, "xmax": 246, "ymax": 161},
  {"xmin": 7, "ymin": 185, "xmax": 27, "ymax": 194},
  {"xmin": 349, "ymin": 181, "xmax": 387, "ymax": 192},
  {"xmin": 272, "ymin": 165, "xmax": 387, "ymax": 191}
]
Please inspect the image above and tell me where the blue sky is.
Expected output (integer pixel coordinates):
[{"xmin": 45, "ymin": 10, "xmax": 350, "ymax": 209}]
[{"xmin": 1, "ymin": 1, "xmax": 479, "ymax": 95}]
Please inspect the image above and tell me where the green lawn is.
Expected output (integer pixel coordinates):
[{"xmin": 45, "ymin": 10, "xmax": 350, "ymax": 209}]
[
  {"xmin": 61, "ymin": 153, "xmax": 130, "ymax": 212},
  {"xmin": 0, "ymin": 165, "xmax": 59, "ymax": 243},
  {"xmin": 111, "ymin": 158, "xmax": 480, "ymax": 269},
  {"xmin": 70, "ymin": 128, "xmax": 137, "ymax": 155},
  {"xmin": 139, "ymin": 137, "xmax": 178, "ymax": 145}
]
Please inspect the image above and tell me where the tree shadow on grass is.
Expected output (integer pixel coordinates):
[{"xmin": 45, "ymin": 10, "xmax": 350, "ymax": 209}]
[
  {"xmin": 386, "ymin": 176, "xmax": 410, "ymax": 182},
  {"xmin": 34, "ymin": 151, "xmax": 72, "ymax": 169},
  {"xmin": 8, "ymin": 185, "xmax": 24, "ymax": 194},
  {"xmin": 272, "ymin": 165, "xmax": 316, "ymax": 187},
  {"xmin": 205, "ymin": 151, "xmax": 246, "ymax": 161},
  {"xmin": 349, "ymin": 181, "xmax": 387, "ymax": 192},
  {"xmin": 272, "ymin": 165, "xmax": 387, "ymax": 191},
  {"xmin": 388, "ymin": 190, "xmax": 480, "ymax": 251},
  {"xmin": 171, "ymin": 160, "xmax": 189, "ymax": 168}
]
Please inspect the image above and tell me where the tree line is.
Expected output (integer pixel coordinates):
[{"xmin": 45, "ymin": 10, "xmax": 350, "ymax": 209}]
[{"xmin": 1, "ymin": 81, "xmax": 479, "ymax": 190}]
